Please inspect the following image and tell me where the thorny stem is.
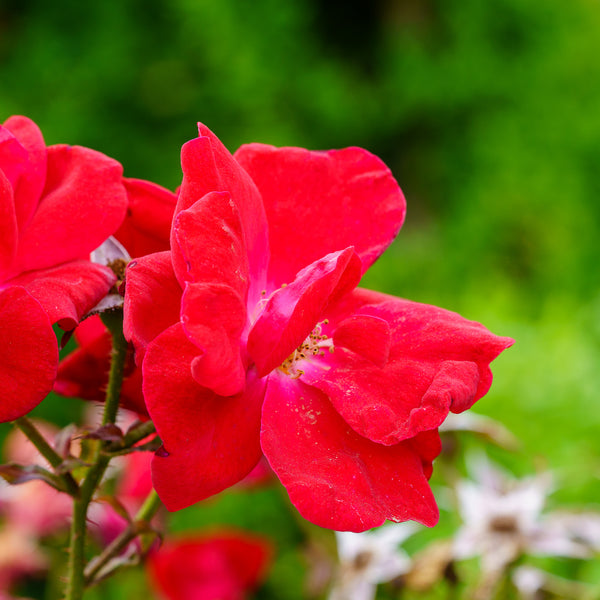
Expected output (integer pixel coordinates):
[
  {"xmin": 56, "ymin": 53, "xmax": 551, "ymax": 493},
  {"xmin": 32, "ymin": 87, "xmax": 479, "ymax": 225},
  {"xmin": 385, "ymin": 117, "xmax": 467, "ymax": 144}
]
[
  {"xmin": 84, "ymin": 489, "xmax": 163, "ymax": 585},
  {"xmin": 14, "ymin": 416, "xmax": 79, "ymax": 498},
  {"xmin": 99, "ymin": 310, "xmax": 128, "ymax": 426},
  {"xmin": 65, "ymin": 309, "xmax": 128, "ymax": 600}
]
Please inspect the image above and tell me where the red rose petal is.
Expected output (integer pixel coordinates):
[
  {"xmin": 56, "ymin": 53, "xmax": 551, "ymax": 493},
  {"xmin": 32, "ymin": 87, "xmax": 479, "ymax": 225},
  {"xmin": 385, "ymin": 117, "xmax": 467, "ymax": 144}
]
[
  {"xmin": 360, "ymin": 293, "xmax": 514, "ymax": 409},
  {"xmin": 181, "ymin": 281, "xmax": 247, "ymax": 397},
  {"xmin": 260, "ymin": 374, "xmax": 439, "ymax": 532},
  {"xmin": 0, "ymin": 123, "xmax": 29, "ymax": 191},
  {"xmin": 73, "ymin": 313, "xmax": 107, "ymax": 349},
  {"xmin": 301, "ymin": 290, "xmax": 513, "ymax": 444},
  {"xmin": 54, "ymin": 322, "xmax": 112, "ymax": 400},
  {"xmin": 176, "ymin": 125, "xmax": 269, "ymax": 305},
  {"xmin": 302, "ymin": 348, "xmax": 447, "ymax": 445},
  {"xmin": 235, "ymin": 143, "xmax": 406, "ymax": 287},
  {"xmin": 333, "ymin": 314, "xmax": 391, "ymax": 368},
  {"xmin": 116, "ymin": 178, "xmax": 177, "ymax": 258},
  {"xmin": 144, "ymin": 324, "xmax": 264, "ymax": 511},
  {"xmin": 0, "ymin": 287, "xmax": 58, "ymax": 422},
  {"xmin": 8, "ymin": 260, "xmax": 116, "ymax": 330},
  {"xmin": 123, "ymin": 251, "xmax": 182, "ymax": 363},
  {"xmin": 0, "ymin": 169, "xmax": 17, "ymax": 280},
  {"xmin": 14, "ymin": 144, "xmax": 127, "ymax": 274},
  {"xmin": 172, "ymin": 191, "xmax": 249, "ymax": 299},
  {"xmin": 55, "ymin": 316, "xmax": 147, "ymax": 416},
  {"xmin": 2, "ymin": 116, "xmax": 47, "ymax": 229},
  {"xmin": 248, "ymin": 247, "xmax": 361, "ymax": 376}
]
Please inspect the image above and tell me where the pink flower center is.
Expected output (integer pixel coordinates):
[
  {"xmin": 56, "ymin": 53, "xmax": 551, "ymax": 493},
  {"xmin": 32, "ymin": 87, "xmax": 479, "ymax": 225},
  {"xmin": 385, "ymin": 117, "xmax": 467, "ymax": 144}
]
[{"xmin": 279, "ymin": 320, "xmax": 334, "ymax": 378}]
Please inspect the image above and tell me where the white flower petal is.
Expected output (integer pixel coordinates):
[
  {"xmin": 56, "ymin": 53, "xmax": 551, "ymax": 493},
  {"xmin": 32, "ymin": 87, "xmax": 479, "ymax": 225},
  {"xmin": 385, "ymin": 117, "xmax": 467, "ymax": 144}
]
[
  {"xmin": 329, "ymin": 577, "xmax": 376, "ymax": 600},
  {"xmin": 90, "ymin": 236, "xmax": 130, "ymax": 266}
]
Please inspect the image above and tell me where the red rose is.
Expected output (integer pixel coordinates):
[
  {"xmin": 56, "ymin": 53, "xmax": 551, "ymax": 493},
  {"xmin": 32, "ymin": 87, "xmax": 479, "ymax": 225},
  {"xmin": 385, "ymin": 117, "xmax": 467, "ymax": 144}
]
[
  {"xmin": 0, "ymin": 116, "xmax": 127, "ymax": 422},
  {"xmin": 125, "ymin": 124, "xmax": 512, "ymax": 531}
]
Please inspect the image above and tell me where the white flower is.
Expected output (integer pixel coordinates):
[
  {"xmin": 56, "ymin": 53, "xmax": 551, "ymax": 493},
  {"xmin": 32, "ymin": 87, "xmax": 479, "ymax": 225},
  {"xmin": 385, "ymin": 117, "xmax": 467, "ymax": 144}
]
[
  {"xmin": 540, "ymin": 509, "xmax": 600, "ymax": 553},
  {"xmin": 511, "ymin": 565, "xmax": 546, "ymax": 599},
  {"xmin": 512, "ymin": 565, "xmax": 592, "ymax": 600},
  {"xmin": 329, "ymin": 522, "xmax": 420, "ymax": 600},
  {"xmin": 453, "ymin": 454, "xmax": 594, "ymax": 576}
]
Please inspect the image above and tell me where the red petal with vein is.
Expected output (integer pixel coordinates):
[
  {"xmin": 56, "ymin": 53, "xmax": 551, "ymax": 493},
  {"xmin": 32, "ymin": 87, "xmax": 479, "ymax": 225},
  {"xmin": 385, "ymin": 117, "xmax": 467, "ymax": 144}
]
[
  {"xmin": 0, "ymin": 169, "xmax": 17, "ymax": 280},
  {"xmin": 260, "ymin": 375, "xmax": 439, "ymax": 531},
  {"xmin": 0, "ymin": 287, "xmax": 58, "ymax": 422},
  {"xmin": 9, "ymin": 261, "xmax": 116, "ymax": 330},
  {"xmin": 123, "ymin": 251, "xmax": 182, "ymax": 363},
  {"xmin": 181, "ymin": 282, "xmax": 246, "ymax": 397},
  {"xmin": 248, "ymin": 247, "xmax": 362, "ymax": 376},
  {"xmin": 145, "ymin": 324, "xmax": 265, "ymax": 510},
  {"xmin": 14, "ymin": 144, "xmax": 127, "ymax": 274},
  {"xmin": 302, "ymin": 289, "xmax": 513, "ymax": 445},
  {"xmin": 54, "ymin": 316, "xmax": 148, "ymax": 416},
  {"xmin": 234, "ymin": 143, "xmax": 406, "ymax": 287},
  {"xmin": 175, "ymin": 125, "xmax": 269, "ymax": 303},
  {"xmin": 3, "ymin": 116, "xmax": 47, "ymax": 229},
  {"xmin": 116, "ymin": 178, "xmax": 176, "ymax": 258},
  {"xmin": 172, "ymin": 191, "xmax": 249, "ymax": 298}
]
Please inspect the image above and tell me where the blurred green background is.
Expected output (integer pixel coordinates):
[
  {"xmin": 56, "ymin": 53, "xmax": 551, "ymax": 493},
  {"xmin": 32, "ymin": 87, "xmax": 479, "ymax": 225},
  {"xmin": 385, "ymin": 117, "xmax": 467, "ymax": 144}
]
[{"xmin": 2, "ymin": 0, "xmax": 600, "ymax": 597}]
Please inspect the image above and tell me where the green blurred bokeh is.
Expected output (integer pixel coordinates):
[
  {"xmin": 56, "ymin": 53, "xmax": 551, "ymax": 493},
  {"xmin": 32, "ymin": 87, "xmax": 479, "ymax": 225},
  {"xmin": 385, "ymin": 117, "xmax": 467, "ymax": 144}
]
[{"xmin": 2, "ymin": 0, "xmax": 600, "ymax": 597}]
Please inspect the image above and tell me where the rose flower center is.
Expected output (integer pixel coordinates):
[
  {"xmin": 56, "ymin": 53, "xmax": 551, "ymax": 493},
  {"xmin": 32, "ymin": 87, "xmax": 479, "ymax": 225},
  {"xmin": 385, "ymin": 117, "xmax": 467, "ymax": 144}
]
[{"xmin": 279, "ymin": 320, "xmax": 334, "ymax": 379}]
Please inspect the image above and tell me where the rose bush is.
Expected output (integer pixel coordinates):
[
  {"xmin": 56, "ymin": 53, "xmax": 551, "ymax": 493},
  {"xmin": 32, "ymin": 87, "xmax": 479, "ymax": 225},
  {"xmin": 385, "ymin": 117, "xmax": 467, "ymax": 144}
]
[
  {"xmin": 0, "ymin": 116, "xmax": 127, "ymax": 422},
  {"xmin": 125, "ymin": 124, "xmax": 513, "ymax": 531}
]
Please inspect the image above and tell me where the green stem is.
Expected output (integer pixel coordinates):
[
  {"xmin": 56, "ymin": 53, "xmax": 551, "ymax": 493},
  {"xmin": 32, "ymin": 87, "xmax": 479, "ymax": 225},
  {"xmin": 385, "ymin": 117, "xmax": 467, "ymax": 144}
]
[
  {"xmin": 135, "ymin": 488, "xmax": 162, "ymax": 523},
  {"xmin": 65, "ymin": 309, "xmax": 128, "ymax": 600},
  {"xmin": 14, "ymin": 416, "xmax": 79, "ymax": 497},
  {"xmin": 100, "ymin": 310, "xmax": 128, "ymax": 426},
  {"xmin": 84, "ymin": 489, "xmax": 162, "ymax": 585}
]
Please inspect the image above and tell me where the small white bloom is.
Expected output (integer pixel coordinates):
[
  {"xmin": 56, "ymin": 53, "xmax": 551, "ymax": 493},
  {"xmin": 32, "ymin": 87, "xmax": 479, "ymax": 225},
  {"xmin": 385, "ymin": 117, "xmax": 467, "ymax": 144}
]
[
  {"xmin": 453, "ymin": 454, "xmax": 595, "ymax": 577},
  {"xmin": 329, "ymin": 522, "xmax": 420, "ymax": 600},
  {"xmin": 540, "ymin": 510, "xmax": 600, "ymax": 553},
  {"xmin": 512, "ymin": 565, "xmax": 592, "ymax": 600},
  {"xmin": 512, "ymin": 565, "xmax": 547, "ymax": 599}
]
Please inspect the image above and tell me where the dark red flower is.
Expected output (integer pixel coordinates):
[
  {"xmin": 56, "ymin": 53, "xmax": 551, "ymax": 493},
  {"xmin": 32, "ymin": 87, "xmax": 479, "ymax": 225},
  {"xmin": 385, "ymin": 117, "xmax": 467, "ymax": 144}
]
[
  {"xmin": 54, "ymin": 178, "xmax": 177, "ymax": 415},
  {"xmin": 147, "ymin": 530, "xmax": 271, "ymax": 600},
  {"xmin": 0, "ymin": 116, "xmax": 128, "ymax": 422},
  {"xmin": 125, "ymin": 124, "xmax": 513, "ymax": 531}
]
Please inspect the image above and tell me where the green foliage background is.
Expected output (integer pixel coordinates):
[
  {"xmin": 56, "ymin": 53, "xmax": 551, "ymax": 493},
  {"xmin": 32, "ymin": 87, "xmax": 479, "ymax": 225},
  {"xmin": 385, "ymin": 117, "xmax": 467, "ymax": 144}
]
[{"xmin": 2, "ymin": 0, "xmax": 600, "ymax": 597}]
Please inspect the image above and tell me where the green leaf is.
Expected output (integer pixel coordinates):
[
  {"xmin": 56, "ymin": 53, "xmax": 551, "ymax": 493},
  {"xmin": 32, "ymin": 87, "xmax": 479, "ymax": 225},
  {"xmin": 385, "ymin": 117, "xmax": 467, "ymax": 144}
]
[{"xmin": 0, "ymin": 462, "xmax": 71, "ymax": 493}]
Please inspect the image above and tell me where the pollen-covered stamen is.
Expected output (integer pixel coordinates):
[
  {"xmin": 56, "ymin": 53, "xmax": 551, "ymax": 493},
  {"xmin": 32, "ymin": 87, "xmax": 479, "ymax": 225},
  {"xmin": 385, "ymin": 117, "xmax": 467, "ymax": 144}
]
[{"xmin": 279, "ymin": 319, "xmax": 334, "ymax": 378}]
